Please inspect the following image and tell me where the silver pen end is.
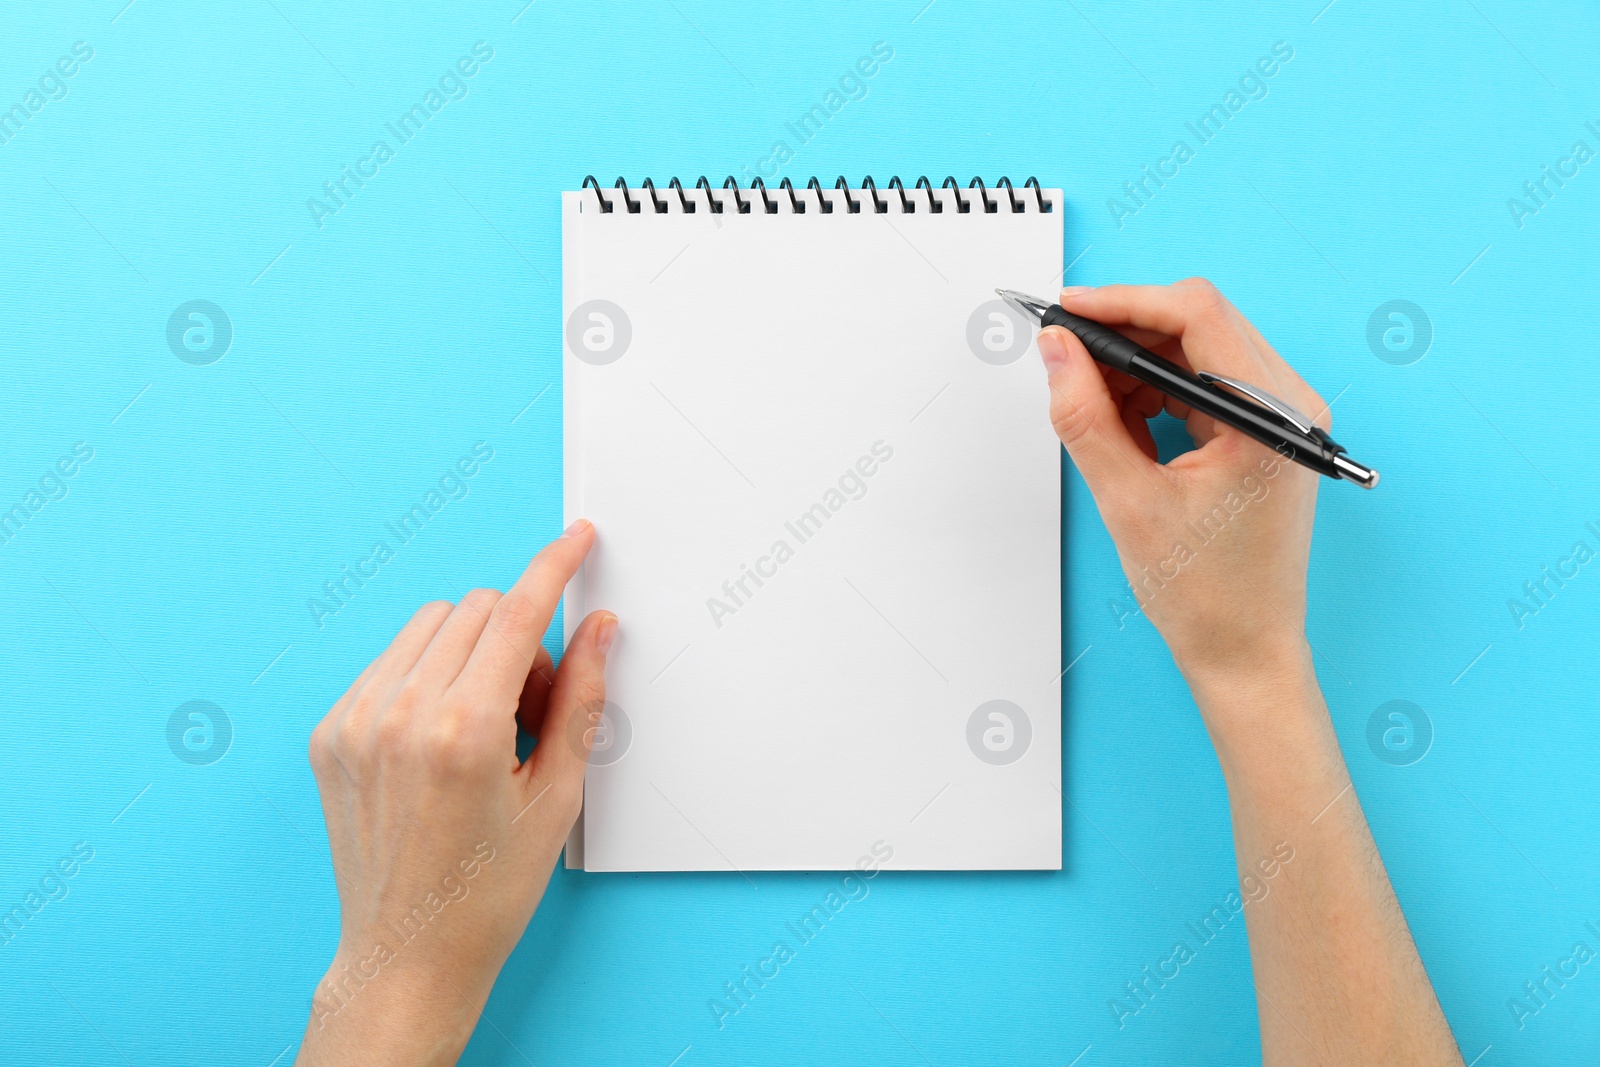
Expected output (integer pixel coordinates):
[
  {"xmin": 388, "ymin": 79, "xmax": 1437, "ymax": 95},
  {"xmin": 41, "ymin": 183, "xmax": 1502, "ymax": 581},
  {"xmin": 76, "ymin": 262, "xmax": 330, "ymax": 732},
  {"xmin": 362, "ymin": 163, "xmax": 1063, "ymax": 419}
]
[{"xmin": 1332, "ymin": 454, "xmax": 1379, "ymax": 489}]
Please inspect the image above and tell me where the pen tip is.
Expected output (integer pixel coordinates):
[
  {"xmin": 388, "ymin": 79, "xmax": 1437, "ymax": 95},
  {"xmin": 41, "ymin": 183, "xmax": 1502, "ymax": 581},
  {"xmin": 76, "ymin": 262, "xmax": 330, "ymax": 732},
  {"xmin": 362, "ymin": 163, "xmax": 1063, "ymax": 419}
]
[{"xmin": 994, "ymin": 288, "xmax": 1006, "ymax": 298}]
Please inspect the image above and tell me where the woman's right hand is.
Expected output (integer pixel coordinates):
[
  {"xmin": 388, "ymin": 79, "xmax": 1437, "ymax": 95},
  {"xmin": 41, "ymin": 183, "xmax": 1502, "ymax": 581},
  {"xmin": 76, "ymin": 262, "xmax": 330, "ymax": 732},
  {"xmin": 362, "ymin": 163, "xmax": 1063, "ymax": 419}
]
[{"xmin": 1036, "ymin": 279, "xmax": 1329, "ymax": 706}]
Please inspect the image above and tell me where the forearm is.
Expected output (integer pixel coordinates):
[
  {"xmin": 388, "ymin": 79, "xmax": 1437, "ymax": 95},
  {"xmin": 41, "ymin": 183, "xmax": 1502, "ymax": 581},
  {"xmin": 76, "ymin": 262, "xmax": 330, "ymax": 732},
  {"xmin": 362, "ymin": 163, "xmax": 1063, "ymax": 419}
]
[{"xmin": 1186, "ymin": 651, "xmax": 1462, "ymax": 1067}]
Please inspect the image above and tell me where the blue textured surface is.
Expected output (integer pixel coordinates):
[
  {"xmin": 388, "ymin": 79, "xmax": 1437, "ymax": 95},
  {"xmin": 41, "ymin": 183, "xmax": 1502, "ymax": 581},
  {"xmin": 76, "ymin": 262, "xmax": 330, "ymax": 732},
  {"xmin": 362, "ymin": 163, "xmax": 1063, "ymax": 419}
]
[{"xmin": 3, "ymin": 2, "xmax": 1597, "ymax": 1064}]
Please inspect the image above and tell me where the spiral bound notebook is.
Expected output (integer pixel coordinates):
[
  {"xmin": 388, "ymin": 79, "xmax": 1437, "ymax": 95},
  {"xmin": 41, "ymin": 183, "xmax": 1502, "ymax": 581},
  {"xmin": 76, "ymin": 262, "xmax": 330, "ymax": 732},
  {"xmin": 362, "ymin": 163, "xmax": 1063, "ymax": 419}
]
[{"xmin": 563, "ymin": 175, "xmax": 1063, "ymax": 872}]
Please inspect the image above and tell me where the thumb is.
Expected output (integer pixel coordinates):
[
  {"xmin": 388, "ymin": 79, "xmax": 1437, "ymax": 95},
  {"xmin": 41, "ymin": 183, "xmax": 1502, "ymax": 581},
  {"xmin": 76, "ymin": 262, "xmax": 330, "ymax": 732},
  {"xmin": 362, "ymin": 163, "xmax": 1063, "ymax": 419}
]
[
  {"xmin": 531, "ymin": 609, "xmax": 616, "ymax": 787},
  {"xmin": 1038, "ymin": 325, "xmax": 1157, "ymax": 507}
]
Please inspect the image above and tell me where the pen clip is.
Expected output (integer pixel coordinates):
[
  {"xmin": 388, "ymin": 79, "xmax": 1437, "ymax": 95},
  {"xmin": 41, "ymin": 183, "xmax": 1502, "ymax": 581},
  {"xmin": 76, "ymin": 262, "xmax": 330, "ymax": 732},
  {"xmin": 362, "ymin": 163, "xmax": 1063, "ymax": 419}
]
[{"xmin": 1196, "ymin": 372, "xmax": 1318, "ymax": 435}]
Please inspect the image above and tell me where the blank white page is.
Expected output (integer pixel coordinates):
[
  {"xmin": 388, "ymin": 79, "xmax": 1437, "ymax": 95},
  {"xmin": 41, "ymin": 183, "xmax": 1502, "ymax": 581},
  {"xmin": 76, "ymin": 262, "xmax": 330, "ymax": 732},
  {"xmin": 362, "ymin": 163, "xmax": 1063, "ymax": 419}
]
[{"xmin": 563, "ymin": 182, "xmax": 1062, "ymax": 871}]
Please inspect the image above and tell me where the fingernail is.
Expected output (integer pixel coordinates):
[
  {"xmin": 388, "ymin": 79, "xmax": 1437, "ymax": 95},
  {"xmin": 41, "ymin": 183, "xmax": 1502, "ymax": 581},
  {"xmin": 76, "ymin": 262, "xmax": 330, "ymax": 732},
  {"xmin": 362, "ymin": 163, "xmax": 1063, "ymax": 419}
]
[
  {"xmin": 595, "ymin": 613, "xmax": 617, "ymax": 655},
  {"xmin": 563, "ymin": 518, "xmax": 591, "ymax": 537},
  {"xmin": 1060, "ymin": 285, "xmax": 1095, "ymax": 299},
  {"xmin": 1037, "ymin": 327, "xmax": 1071, "ymax": 376}
]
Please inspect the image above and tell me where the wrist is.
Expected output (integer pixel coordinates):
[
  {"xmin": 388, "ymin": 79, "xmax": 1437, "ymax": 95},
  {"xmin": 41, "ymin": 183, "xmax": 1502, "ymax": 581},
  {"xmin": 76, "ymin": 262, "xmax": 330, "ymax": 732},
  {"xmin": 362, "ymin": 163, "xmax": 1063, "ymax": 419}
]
[
  {"xmin": 1169, "ymin": 624, "xmax": 1311, "ymax": 688},
  {"xmin": 300, "ymin": 947, "xmax": 482, "ymax": 1066},
  {"xmin": 1178, "ymin": 642, "xmax": 1340, "ymax": 784},
  {"xmin": 1178, "ymin": 636, "xmax": 1315, "ymax": 705}
]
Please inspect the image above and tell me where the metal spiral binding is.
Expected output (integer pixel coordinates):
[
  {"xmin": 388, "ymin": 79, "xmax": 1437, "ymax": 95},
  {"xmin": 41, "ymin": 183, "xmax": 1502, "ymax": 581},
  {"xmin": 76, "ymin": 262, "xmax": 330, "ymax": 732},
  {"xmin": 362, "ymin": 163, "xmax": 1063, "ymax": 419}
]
[{"xmin": 582, "ymin": 176, "xmax": 1053, "ymax": 214}]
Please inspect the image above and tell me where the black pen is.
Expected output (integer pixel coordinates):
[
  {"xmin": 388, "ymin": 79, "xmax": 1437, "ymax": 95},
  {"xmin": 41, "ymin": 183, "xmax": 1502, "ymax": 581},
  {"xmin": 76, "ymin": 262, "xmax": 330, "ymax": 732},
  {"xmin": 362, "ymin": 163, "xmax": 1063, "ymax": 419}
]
[{"xmin": 997, "ymin": 289, "xmax": 1379, "ymax": 489}]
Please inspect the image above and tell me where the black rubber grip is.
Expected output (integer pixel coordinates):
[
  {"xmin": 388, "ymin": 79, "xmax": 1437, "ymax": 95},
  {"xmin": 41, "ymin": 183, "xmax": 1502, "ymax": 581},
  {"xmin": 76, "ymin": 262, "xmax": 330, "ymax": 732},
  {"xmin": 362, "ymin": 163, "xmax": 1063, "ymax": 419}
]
[{"xmin": 1040, "ymin": 305, "xmax": 1138, "ymax": 373}]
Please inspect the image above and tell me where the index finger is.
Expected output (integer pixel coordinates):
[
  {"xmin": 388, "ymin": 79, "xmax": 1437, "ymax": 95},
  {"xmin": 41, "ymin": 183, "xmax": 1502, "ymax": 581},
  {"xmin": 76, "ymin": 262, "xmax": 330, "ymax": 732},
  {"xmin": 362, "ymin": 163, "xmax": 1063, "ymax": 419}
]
[
  {"xmin": 1061, "ymin": 279, "xmax": 1266, "ymax": 383},
  {"xmin": 453, "ymin": 519, "xmax": 596, "ymax": 699}
]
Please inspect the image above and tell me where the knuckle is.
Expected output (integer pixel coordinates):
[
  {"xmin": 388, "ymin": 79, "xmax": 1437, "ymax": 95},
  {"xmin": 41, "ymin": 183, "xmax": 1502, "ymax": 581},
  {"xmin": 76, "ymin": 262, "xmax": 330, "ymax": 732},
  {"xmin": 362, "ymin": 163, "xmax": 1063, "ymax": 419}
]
[
  {"xmin": 574, "ymin": 674, "xmax": 607, "ymax": 707},
  {"xmin": 1050, "ymin": 401, "xmax": 1098, "ymax": 450},
  {"xmin": 340, "ymin": 690, "xmax": 379, "ymax": 740},
  {"xmin": 423, "ymin": 708, "xmax": 493, "ymax": 775},
  {"xmin": 416, "ymin": 600, "xmax": 454, "ymax": 625},
  {"xmin": 308, "ymin": 721, "xmax": 333, "ymax": 771},
  {"xmin": 347, "ymin": 683, "xmax": 379, "ymax": 715},
  {"xmin": 372, "ymin": 711, "xmax": 411, "ymax": 758},
  {"xmin": 391, "ymin": 673, "xmax": 430, "ymax": 711},
  {"xmin": 1052, "ymin": 415, "xmax": 1092, "ymax": 450},
  {"xmin": 494, "ymin": 590, "xmax": 542, "ymax": 634},
  {"xmin": 334, "ymin": 713, "xmax": 369, "ymax": 765},
  {"xmin": 368, "ymin": 681, "xmax": 426, "ymax": 753},
  {"xmin": 426, "ymin": 712, "xmax": 466, "ymax": 754},
  {"xmin": 566, "ymin": 689, "xmax": 609, "ymax": 742},
  {"xmin": 1179, "ymin": 277, "xmax": 1228, "ymax": 316},
  {"xmin": 460, "ymin": 588, "xmax": 502, "ymax": 616}
]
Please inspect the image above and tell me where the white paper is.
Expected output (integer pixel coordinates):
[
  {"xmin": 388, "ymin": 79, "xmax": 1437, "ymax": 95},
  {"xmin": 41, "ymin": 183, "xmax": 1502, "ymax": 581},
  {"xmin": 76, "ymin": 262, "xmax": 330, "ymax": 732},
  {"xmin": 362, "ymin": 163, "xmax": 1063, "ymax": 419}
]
[{"xmin": 563, "ymin": 184, "xmax": 1062, "ymax": 871}]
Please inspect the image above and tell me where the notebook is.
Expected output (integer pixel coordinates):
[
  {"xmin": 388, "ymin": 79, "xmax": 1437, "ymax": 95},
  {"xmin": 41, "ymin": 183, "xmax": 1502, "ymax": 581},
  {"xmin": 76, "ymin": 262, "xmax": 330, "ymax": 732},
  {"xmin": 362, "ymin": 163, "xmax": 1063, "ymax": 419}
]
[{"xmin": 563, "ymin": 176, "xmax": 1063, "ymax": 872}]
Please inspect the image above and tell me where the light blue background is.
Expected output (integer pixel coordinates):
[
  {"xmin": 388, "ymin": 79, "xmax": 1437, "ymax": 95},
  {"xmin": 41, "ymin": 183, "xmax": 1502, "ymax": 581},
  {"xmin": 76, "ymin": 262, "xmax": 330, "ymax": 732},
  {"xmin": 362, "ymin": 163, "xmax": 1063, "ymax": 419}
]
[{"xmin": 3, "ymin": 1, "xmax": 1597, "ymax": 1064}]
